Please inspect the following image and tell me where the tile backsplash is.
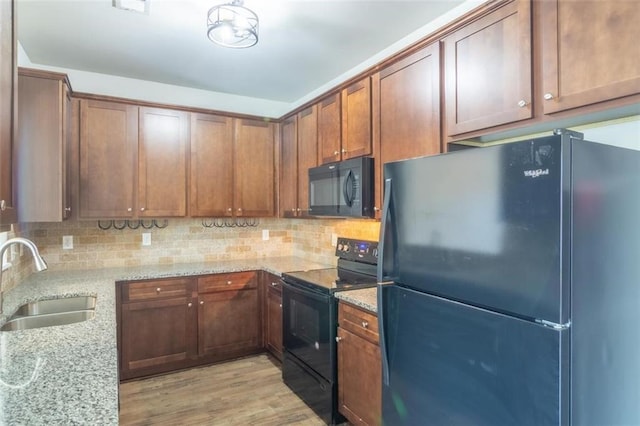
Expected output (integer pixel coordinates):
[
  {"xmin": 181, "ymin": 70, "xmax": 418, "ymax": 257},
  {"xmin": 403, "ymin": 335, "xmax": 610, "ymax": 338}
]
[{"xmin": 4, "ymin": 218, "xmax": 380, "ymax": 291}]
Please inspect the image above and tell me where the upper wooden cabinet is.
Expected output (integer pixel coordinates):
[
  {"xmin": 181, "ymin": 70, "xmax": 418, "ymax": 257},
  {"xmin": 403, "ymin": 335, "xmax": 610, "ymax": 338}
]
[
  {"xmin": 16, "ymin": 69, "xmax": 72, "ymax": 222},
  {"xmin": 318, "ymin": 78, "xmax": 373, "ymax": 165},
  {"xmin": 279, "ymin": 106, "xmax": 318, "ymax": 218},
  {"xmin": 79, "ymin": 100, "xmax": 188, "ymax": 219},
  {"xmin": 539, "ymin": 0, "xmax": 640, "ymax": 114},
  {"xmin": 190, "ymin": 113, "xmax": 234, "ymax": 217},
  {"xmin": 444, "ymin": 0, "xmax": 532, "ymax": 136},
  {"xmin": 233, "ymin": 119, "xmax": 276, "ymax": 217},
  {"xmin": 0, "ymin": 0, "xmax": 16, "ymax": 225},
  {"xmin": 372, "ymin": 43, "xmax": 442, "ymax": 218}
]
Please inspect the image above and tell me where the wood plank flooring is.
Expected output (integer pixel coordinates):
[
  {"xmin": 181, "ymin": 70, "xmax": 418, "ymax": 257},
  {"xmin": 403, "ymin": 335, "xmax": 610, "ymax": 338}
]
[{"xmin": 119, "ymin": 355, "xmax": 326, "ymax": 425}]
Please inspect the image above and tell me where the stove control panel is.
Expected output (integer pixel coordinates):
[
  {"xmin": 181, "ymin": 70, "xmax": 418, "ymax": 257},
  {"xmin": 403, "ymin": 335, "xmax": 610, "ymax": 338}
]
[{"xmin": 336, "ymin": 237, "xmax": 378, "ymax": 264}]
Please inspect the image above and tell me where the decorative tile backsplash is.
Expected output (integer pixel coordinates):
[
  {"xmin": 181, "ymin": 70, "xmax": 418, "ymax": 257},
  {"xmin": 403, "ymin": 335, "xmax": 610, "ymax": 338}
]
[{"xmin": 4, "ymin": 218, "xmax": 380, "ymax": 291}]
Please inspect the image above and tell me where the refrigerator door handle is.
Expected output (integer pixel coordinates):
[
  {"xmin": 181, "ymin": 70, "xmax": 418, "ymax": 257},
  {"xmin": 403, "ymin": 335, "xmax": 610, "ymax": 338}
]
[
  {"xmin": 378, "ymin": 281, "xmax": 393, "ymax": 386},
  {"xmin": 377, "ymin": 178, "xmax": 394, "ymax": 282},
  {"xmin": 535, "ymin": 318, "xmax": 571, "ymax": 330}
]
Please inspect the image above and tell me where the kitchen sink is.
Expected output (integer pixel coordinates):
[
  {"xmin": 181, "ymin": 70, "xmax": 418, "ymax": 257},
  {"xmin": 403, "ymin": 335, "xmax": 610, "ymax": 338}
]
[
  {"xmin": 0, "ymin": 295, "xmax": 97, "ymax": 332},
  {"xmin": 12, "ymin": 295, "xmax": 97, "ymax": 316},
  {"xmin": 1, "ymin": 310, "xmax": 95, "ymax": 331}
]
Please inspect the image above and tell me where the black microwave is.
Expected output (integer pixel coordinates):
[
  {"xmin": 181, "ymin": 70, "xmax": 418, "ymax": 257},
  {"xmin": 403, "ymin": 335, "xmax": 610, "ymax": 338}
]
[{"xmin": 308, "ymin": 156, "xmax": 374, "ymax": 218}]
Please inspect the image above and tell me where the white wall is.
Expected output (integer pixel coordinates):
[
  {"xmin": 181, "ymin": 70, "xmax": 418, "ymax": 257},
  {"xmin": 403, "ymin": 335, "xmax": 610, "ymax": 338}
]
[{"xmin": 579, "ymin": 116, "xmax": 640, "ymax": 150}]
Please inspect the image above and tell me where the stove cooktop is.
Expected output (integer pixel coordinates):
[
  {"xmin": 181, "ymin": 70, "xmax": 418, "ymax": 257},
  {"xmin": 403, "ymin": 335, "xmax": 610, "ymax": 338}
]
[{"xmin": 282, "ymin": 267, "xmax": 377, "ymax": 295}]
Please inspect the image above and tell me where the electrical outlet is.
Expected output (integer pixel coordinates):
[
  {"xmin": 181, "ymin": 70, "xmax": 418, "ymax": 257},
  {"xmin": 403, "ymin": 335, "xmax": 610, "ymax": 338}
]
[
  {"xmin": 62, "ymin": 235, "xmax": 74, "ymax": 250},
  {"xmin": 331, "ymin": 233, "xmax": 338, "ymax": 247},
  {"xmin": 142, "ymin": 233, "xmax": 151, "ymax": 246},
  {"xmin": 262, "ymin": 229, "xmax": 269, "ymax": 241}
]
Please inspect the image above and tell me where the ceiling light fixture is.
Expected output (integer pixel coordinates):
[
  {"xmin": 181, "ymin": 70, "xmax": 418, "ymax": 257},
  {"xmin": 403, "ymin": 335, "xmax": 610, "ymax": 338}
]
[{"xmin": 207, "ymin": 0, "xmax": 259, "ymax": 49}]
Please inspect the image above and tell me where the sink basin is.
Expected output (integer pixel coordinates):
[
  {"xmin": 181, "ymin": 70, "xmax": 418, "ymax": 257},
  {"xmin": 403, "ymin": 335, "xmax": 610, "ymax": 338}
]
[
  {"xmin": 12, "ymin": 295, "xmax": 97, "ymax": 316},
  {"xmin": 0, "ymin": 310, "xmax": 95, "ymax": 331}
]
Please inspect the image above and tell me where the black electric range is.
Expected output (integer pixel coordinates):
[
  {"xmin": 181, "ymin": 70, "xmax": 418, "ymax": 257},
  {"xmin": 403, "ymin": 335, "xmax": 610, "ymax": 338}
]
[{"xmin": 281, "ymin": 237, "xmax": 378, "ymax": 425}]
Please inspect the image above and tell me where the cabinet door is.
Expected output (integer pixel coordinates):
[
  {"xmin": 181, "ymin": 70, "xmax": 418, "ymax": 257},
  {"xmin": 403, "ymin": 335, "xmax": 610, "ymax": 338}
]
[
  {"xmin": 234, "ymin": 119, "xmax": 275, "ymax": 217},
  {"xmin": 540, "ymin": 0, "xmax": 640, "ymax": 114},
  {"xmin": 373, "ymin": 43, "xmax": 441, "ymax": 218},
  {"xmin": 341, "ymin": 77, "xmax": 372, "ymax": 160},
  {"xmin": 190, "ymin": 113, "xmax": 233, "ymax": 217},
  {"xmin": 318, "ymin": 93, "xmax": 342, "ymax": 164},
  {"xmin": 138, "ymin": 107, "xmax": 189, "ymax": 217},
  {"xmin": 79, "ymin": 100, "xmax": 137, "ymax": 218},
  {"xmin": 16, "ymin": 71, "xmax": 70, "ymax": 222},
  {"xmin": 266, "ymin": 281, "xmax": 283, "ymax": 360},
  {"xmin": 0, "ymin": 0, "xmax": 16, "ymax": 224},
  {"xmin": 279, "ymin": 115, "xmax": 298, "ymax": 217},
  {"xmin": 444, "ymin": 0, "xmax": 532, "ymax": 136},
  {"xmin": 198, "ymin": 288, "xmax": 260, "ymax": 357},
  {"xmin": 296, "ymin": 105, "xmax": 318, "ymax": 216},
  {"xmin": 337, "ymin": 327, "xmax": 382, "ymax": 426},
  {"xmin": 120, "ymin": 296, "xmax": 198, "ymax": 380}
]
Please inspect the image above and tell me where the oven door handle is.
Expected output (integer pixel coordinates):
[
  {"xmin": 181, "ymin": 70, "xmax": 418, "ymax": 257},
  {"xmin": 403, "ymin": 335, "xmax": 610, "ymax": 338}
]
[{"xmin": 281, "ymin": 280, "xmax": 332, "ymax": 303}]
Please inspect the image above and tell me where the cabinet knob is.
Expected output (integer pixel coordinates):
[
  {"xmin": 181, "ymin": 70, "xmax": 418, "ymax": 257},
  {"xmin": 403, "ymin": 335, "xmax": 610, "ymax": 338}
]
[
  {"xmin": 333, "ymin": 150, "xmax": 340, "ymax": 156},
  {"xmin": 200, "ymin": 300, "xmax": 204, "ymax": 305},
  {"xmin": 291, "ymin": 208, "xmax": 296, "ymax": 213},
  {"xmin": 237, "ymin": 208, "xmax": 242, "ymax": 213},
  {"xmin": 335, "ymin": 336, "xmax": 343, "ymax": 343},
  {"xmin": 279, "ymin": 303, "xmax": 282, "ymax": 308},
  {"xmin": 296, "ymin": 208, "xmax": 301, "ymax": 213},
  {"xmin": 517, "ymin": 99, "xmax": 529, "ymax": 108},
  {"xmin": 227, "ymin": 207, "xmax": 232, "ymax": 212},
  {"xmin": 0, "ymin": 200, "xmax": 5, "ymax": 211},
  {"xmin": 362, "ymin": 321, "xmax": 369, "ymax": 329},
  {"xmin": 271, "ymin": 282, "xmax": 278, "ymax": 287},
  {"xmin": 373, "ymin": 206, "xmax": 380, "ymax": 212},
  {"xmin": 227, "ymin": 280, "xmax": 232, "ymax": 285},
  {"xmin": 64, "ymin": 207, "xmax": 72, "ymax": 212},
  {"xmin": 544, "ymin": 93, "xmax": 554, "ymax": 100},
  {"xmin": 127, "ymin": 208, "xmax": 132, "ymax": 212},
  {"xmin": 140, "ymin": 207, "xmax": 146, "ymax": 212},
  {"xmin": 188, "ymin": 302, "xmax": 192, "ymax": 308},
  {"xmin": 341, "ymin": 149, "xmax": 347, "ymax": 154},
  {"xmin": 156, "ymin": 287, "xmax": 161, "ymax": 293}
]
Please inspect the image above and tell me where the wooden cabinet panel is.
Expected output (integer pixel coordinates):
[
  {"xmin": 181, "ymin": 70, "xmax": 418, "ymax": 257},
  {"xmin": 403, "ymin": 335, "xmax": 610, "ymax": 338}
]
[
  {"xmin": 0, "ymin": 0, "xmax": 16, "ymax": 224},
  {"xmin": 190, "ymin": 113, "xmax": 233, "ymax": 217},
  {"xmin": 341, "ymin": 77, "xmax": 372, "ymax": 160},
  {"xmin": 338, "ymin": 302, "xmax": 381, "ymax": 425},
  {"xmin": 540, "ymin": 0, "xmax": 640, "ymax": 114},
  {"xmin": 79, "ymin": 99, "xmax": 137, "ymax": 218},
  {"xmin": 444, "ymin": 0, "xmax": 532, "ymax": 136},
  {"xmin": 318, "ymin": 93, "xmax": 342, "ymax": 164},
  {"xmin": 198, "ymin": 288, "xmax": 260, "ymax": 357},
  {"xmin": 124, "ymin": 277, "xmax": 193, "ymax": 302},
  {"xmin": 138, "ymin": 107, "xmax": 189, "ymax": 217},
  {"xmin": 197, "ymin": 271, "xmax": 257, "ymax": 293},
  {"xmin": 265, "ymin": 278, "xmax": 283, "ymax": 360},
  {"xmin": 279, "ymin": 115, "xmax": 297, "ymax": 217},
  {"xmin": 296, "ymin": 105, "xmax": 318, "ymax": 216},
  {"xmin": 234, "ymin": 119, "xmax": 275, "ymax": 217},
  {"xmin": 372, "ymin": 43, "xmax": 441, "ymax": 217},
  {"xmin": 16, "ymin": 70, "xmax": 72, "ymax": 222}
]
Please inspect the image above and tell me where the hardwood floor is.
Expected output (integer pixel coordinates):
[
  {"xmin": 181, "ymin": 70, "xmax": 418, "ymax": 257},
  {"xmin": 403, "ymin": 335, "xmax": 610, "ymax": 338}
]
[{"xmin": 119, "ymin": 354, "xmax": 326, "ymax": 425}]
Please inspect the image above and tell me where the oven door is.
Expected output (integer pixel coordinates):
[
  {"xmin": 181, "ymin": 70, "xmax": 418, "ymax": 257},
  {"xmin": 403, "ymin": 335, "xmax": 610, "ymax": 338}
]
[{"xmin": 282, "ymin": 280, "xmax": 335, "ymax": 381}]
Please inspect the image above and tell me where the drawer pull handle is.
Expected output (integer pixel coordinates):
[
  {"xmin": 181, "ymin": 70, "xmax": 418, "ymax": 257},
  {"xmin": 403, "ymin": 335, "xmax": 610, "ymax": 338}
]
[
  {"xmin": 279, "ymin": 304, "xmax": 282, "ymax": 308},
  {"xmin": 362, "ymin": 321, "xmax": 369, "ymax": 328},
  {"xmin": 227, "ymin": 280, "xmax": 232, "ymax": 285},
  {"xmin": 156, "ymin": 287, "xmax": 161, "ymax": 293},
  {"xmin": 544, "ymin": 93, "xmax": 554, "ymax": 100},
  {"xmin": 271, "ymin": 282, "xmax": 278, "ymax": 287},
  {"xmin": 188, "ymin": 302, "xmax": 192, "ymax": 308},
  {"xmin": 200, "ymin": 300, "xmax": 204, "ymax": 305},
  {"xmin": 335, "ymin": 336, "xmax": 343, "ymax": 343}
]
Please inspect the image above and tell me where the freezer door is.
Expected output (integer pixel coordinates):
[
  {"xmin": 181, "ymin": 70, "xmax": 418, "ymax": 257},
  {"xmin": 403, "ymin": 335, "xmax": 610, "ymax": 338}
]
[
  {"xmin": 380, "ymin": 136, "xmax": 570, "ymax": 324},
  {"xmin": 380, "ymin": 285, "xmax": 569, "ymax": 426}
]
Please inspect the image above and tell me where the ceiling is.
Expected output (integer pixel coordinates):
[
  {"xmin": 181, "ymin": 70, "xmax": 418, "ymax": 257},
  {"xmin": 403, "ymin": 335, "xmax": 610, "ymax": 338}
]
[{"xmin": 18, "ymin": 1, "xmax": 469, "ymax": 103}]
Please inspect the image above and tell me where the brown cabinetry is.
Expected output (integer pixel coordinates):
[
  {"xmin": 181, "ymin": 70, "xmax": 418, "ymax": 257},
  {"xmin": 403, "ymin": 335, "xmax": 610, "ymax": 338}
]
[
  {"xmin": 262, "ymin": 273, "xmax": 283, "ymax": 360},
  {"xmin": 79, "ymin": 100, "xmax": 188, "ymax": 219},
  {"xmin": 16, "ymin": 69, "xmax": 72, "ymax": 222},
  {"xmin": 0, "ymin": 0, "xmax": 16, "ymax": 225},
  {"xmin": 372, "ymin": 43, "xmax": 441, "ymax": 218},
  {"xmin": 539, "ymin": 0, "xmax": 640, "ymax": 114},
  {"xmin": 119, "ymin": 277, "xmax": 198, "ymax": 380},
  {"xmin": 318, "ymin": 92, "xmax": 342, "ymax": 164},
  {"xmin": 279, "ymin": 105, "xmax": 318, "ymax": 218},
  {"xmin": 337, "ymin": 302, "xmax": 381, "ymax": 426},
  {"xmin": 444, "ymin": 0, "xmax": 532, "ymax": 136}
]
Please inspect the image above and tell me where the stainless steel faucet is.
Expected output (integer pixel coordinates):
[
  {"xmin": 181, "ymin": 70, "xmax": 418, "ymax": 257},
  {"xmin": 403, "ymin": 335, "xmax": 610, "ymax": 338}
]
[{"xmin": 0, "ymin": 237, "xmax": 48, "ymax": 315}]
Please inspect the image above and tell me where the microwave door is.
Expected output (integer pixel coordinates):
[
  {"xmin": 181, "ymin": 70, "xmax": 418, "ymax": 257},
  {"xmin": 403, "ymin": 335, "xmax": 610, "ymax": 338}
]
[{"xmin": 309, "ymin": 164, "xmax": 339, "ymax": 215}]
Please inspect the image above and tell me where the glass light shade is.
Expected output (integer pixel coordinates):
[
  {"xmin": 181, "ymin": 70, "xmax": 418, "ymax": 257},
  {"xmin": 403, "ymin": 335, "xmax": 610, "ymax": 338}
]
[{"xmin": 207, "ymin": 1, "xmax": 259, "ymax": 48}]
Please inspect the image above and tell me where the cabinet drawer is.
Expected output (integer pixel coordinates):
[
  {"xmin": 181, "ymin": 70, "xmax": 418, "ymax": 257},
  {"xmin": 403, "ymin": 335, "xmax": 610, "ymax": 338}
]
[
  {"xmin": 123, "ymin": 278, "xmax": 194, "ymax": 302},
  {"xmin": 198, "ymin": 271, "xmax": 257, "ymax": 293},
  {"xmin": 339, "ymin": 302, "xmax": 379, "ymax": 344}
]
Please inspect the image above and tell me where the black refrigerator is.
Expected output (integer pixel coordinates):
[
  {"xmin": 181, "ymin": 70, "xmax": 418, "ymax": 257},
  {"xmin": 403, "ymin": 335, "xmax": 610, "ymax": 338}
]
[{"xmin": 377, "ymin": 131, "xmax": 640, "ymax": 425}]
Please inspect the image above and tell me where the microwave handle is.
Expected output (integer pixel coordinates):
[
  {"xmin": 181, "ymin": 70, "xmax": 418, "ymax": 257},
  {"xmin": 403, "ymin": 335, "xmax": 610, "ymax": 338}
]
[{"xmin": 343, "ymin": 170, "xmax": 354, "ymax": 207}]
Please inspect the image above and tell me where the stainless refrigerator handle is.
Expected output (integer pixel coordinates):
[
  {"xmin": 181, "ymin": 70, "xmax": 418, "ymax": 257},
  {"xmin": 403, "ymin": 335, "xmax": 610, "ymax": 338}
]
[
  {"xmin": 377, "ymin": 178, "xmax": 393, "ymax": 282},
  {"xmin": 378, "ymin": 281, "xmax": 393, "ymax": 386}
]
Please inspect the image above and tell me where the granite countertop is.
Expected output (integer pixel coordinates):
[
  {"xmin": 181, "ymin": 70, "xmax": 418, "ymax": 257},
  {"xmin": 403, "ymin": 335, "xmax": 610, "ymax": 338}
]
[
  {"xmin": 0, "ymin": 256, "xmax": 332, "ymax": 425},
  {"xmin": 335, "ymin": 287, "xmax": 378, "ymax": 313}
]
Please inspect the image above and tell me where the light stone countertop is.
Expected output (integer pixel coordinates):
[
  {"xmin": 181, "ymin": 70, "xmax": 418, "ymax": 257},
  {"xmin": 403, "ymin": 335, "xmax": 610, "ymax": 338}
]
[
  {"xmin": 335, "ymin": 287, "xmax": 378, "ymax": 313},
  {"xmin": 0, "ymin": 256, "xmax": 332, "ymax": 426}
]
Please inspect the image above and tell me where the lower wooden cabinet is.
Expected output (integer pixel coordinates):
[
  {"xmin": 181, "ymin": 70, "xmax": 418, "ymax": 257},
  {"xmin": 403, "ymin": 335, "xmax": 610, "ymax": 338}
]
[
  {"xmin": 337, "ymin": 301, "xmax": 381, "ymax": 426},
  {"xmin": 263, "ymin": 274, "xmax": 283, "ymax": 360},
  {"xmin": 118, "ymin": 272, "xmax": 261, "ymax": 381}
]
